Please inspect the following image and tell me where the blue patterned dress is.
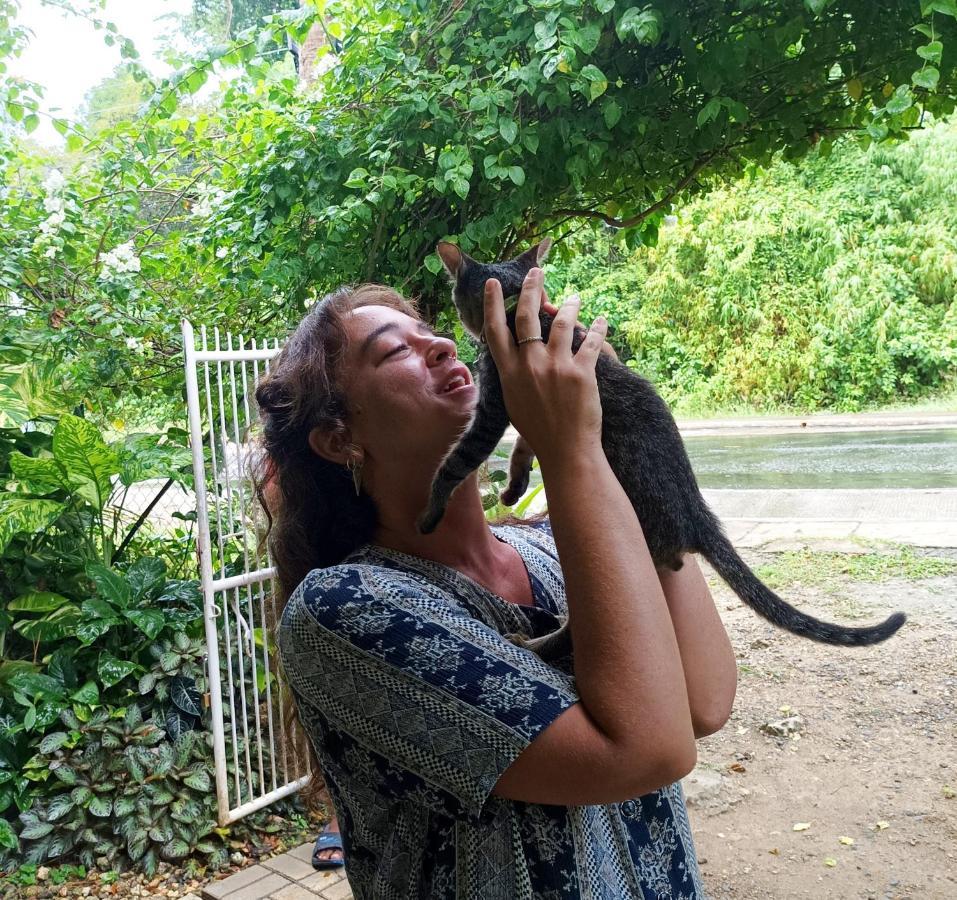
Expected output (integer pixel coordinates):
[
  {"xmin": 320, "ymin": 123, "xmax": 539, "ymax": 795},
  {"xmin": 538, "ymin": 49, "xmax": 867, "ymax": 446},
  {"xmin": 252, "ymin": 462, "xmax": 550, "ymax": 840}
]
[{"xmin": 278, "ymin": 520, "xmax": 705, "ymax": 899}]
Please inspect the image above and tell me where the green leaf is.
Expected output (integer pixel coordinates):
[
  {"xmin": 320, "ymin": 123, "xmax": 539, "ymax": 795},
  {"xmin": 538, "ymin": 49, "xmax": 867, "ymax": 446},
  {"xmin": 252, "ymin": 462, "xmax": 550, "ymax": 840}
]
[
  {"xmin": 424, "ymin": 253, "xmax": 443, "ymax": 274},
  {"xmin": 162, "ymin": 838, "xmax": 191, "ymax": 860},
  {"xmin": 697, "ymin": 97, "xmax": 721, "ymax": 126},
  {"xmin": 23, "ymin": 114, "xmax": 39, "ymax": 134},
  {"xmin": 51, "ymin": 763, "xmax": 76, "ymax": 786},
  {"xmin": 71, "ymin": 786, "xmax": 92, "ymax": 807},
  {"xmin": 71, "ymin": 681, "xmax": 99, "ymax": 705},
  {"xmin": 8, "ymin": 591, "xmax": 71, "ymax": 613},
  {"xmin": 13, "ymin": 605, "xmax": 81, "ymax": 643},
  {"xmin": 46, "ymin": 795, "xmax": 74, "ymax": 821},
  {"xmin": 183, "ymin": 768, "xmax": 211, "ymax": 792},
  {"xmin": 507, "ymin": 166, "xmax": 526, "ymax": 186},
  {"xmin": 97, "ymin": 653, "xmax": 136, "ymax": 688},
  {"xmin": 912, "ymin": 66, "xmax": 939, "ymax": 90},
  {"xmin": 804, "ymin": 0, "xmax": 828, "ymax": 14},
  {"xmin": 127, "ymin": 828, "xmax": 148, "ymax": 861},
  {"xmin": 617, "ymin": 7, "xmax": 663, "ymax": 45},
  {"xmin": 570, "ymin": 21, "xmax": 602, "ymax": 54},
  {"xmin": 886, "ymin": 84, "xmax": 914, "ymax": 115},
  {"xmin": 917, "ymin": 41, "xmax": 943, "ymax": 65},
  {"xmin": 171, "ymin": 676, "xmax": 202, "ymax": 717},
  {"xmin": 20, "ymin": 821, "xmax": 54, "ymax": 840},
  {"xmin": 75, "ymin": 619, "xmax": 112, "ymax": 645},
  {"xmin": 0, "ymin": 819, "xmax": 17, "ymax": 851},
  {"xmin": 39, "ymin": 732, "xmax": 69, "ymax": 753},
  {"xmin": 8, "ymin": 453, "xmax": 63, "ymax": 494},
  {"xmin": 603, "ymin": 98, "xmax": 622, "ymax": 128},
  {"xmin": 52, "ymin": 414, "xmax": 118, "ymax": 511},
  {"xmin": 0, "ymin": 496, "xmax": 64, "ymax": 554},
  {"xmin": 344, "ymin": 167, "xmax": 369, "ymax": 188},
  {"xmin": 124, "ymin": 608, "xmax": 166, "ymax": 640},
  {"xmin": 126, "ymin": 557, "xmax": 167, "ymax": 600},
  {"xmin": 88, "ymin": 796, "xmax": 112, "ymax": 817},
  {"xmin": 499, "ymin": 118, "xmax": 518, "ymax": 144},
  {"xmin": 86, "ymin": 563, "xmax": 131, "ymax": 609},
  {"xmin": 595, "ymin": 0, "xmax": 616, "ymax": 11}
]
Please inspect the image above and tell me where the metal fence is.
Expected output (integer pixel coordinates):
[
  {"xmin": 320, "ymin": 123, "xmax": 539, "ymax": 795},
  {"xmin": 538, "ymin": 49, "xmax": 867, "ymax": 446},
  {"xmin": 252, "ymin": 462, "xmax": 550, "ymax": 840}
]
[{"xmin": 182, "ymin": 319, "xmax": 311, "ymax": 826}]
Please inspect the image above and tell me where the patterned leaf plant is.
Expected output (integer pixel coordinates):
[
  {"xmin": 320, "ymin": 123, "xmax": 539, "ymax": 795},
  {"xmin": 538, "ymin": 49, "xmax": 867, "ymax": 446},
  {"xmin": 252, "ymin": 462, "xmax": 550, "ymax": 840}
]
[{"xmin": 8, "ymin": 704, "xmax": 228, "ymax": 875}]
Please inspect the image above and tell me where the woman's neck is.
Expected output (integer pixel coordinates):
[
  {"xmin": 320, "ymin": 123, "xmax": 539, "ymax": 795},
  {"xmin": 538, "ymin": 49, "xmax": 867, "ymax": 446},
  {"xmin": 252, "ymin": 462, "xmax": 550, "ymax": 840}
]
[{"xmin": 370, "ymin": 472, "xmax": 509, "ymax": 575}]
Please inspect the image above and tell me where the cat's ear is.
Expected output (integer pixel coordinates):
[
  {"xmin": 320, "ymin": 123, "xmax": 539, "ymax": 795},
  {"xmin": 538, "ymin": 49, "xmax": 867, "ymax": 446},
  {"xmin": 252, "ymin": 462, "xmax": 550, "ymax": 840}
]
[
  {"xmin": 437, "ymin": 241, "xmax": 469, "ymax": 278},
  {"xmin": 516, "ymin": 237, "xmax": 553, "ymax": 268}
]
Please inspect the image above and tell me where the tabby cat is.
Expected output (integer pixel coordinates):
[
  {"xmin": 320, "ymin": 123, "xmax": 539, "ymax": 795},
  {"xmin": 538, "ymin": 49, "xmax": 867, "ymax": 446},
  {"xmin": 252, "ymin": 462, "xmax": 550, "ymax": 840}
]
[{"xmin": 418, "ymin": 238, "xmax": 906, "ymax": 647}]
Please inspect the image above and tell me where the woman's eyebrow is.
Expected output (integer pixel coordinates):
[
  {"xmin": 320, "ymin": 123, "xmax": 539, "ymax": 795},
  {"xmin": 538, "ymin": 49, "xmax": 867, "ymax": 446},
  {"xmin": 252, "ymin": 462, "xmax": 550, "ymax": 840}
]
[{"xmin": 360, "ymin": 320, "xmax": 434, "ymax": 357}]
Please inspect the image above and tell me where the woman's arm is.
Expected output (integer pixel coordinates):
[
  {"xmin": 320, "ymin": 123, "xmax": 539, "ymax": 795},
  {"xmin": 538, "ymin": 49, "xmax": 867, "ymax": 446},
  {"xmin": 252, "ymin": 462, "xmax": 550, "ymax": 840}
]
[
  {"xmin": 487, "ymin": 270, "xmax": 698, "ymax": 805},
  {"xmin": 658, "ymin": 555, "xmax": 737, "ymax": 738}
]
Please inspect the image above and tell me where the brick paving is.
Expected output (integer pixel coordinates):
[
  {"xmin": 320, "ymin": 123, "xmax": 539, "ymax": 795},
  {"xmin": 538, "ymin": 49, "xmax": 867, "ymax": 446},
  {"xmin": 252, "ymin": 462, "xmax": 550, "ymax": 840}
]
[{"xmin": 201, "ymin": 841, "xmax": 352, "ymax": 900}]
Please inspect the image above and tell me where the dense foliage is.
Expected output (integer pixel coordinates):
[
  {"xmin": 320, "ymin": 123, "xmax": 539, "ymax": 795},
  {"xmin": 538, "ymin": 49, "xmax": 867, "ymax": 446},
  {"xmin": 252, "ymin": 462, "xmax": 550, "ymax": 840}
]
[
  {"xmin": 2, "ymin": 0, "xmax": 956, "ymax": 420},
  {"xmin": 548, "ymin": 122, "xmax": 957, "ymax": 412}
]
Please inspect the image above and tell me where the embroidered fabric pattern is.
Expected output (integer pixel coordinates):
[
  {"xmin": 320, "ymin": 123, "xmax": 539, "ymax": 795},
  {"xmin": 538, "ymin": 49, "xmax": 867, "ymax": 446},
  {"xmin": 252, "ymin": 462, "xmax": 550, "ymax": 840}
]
[{"xmin": 278, "ymin": 520, "xmax": 705, "ymax": 899}]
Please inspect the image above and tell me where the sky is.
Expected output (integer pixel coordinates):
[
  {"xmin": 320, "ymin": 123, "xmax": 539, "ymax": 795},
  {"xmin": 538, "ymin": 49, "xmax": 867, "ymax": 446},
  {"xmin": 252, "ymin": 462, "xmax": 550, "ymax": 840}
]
[{"xmin": 10, "ymin": 0, "xmax": 193, "ymax": 146}]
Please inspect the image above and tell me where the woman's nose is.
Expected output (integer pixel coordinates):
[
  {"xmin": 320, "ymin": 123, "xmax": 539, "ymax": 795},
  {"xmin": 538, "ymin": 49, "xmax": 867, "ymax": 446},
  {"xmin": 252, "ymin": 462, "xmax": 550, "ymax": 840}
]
[{"xmin": 425, "ymin": 336, "xmax": 457, "ymax": 365}]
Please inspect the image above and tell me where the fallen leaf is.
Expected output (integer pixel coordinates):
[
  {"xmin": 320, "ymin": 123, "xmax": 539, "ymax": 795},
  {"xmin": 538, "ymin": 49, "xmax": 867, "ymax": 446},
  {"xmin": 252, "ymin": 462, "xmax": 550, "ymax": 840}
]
[
  {"xmin": 823, "ymin": 857, "xmax": 837, "ymax": 867},
  {"xmin": 838, "ymin": 836, "xmax": 855, "ymax": 846},
  {"xmin": 793, "ymin": 822, "xmax": 812, "ymax": 832},
  {"xmin": 729, "ymin": 763, "xmax": 746, "ymax": 774},
  {"xmin": 779, "ymin": 705, "xmax": 792, "ymax": 714},
  {"xmin": 942, "ymin": 785, "xmax": 955, "ymax": 799},
  {"xmin": 768, "ymin": 848, "xmax": 780, "ymax": 856},
  {"xmin": 874, "ymin": 821, "xmax": 890, "ymax": 831}
]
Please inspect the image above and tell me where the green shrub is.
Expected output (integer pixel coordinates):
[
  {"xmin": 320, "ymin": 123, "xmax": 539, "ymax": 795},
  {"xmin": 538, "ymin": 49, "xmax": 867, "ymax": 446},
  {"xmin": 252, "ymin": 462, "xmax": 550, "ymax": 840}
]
[
  {"xmin": 0, "ymin": 415, "xmax": 233, "ymax": 875},
  {"xmin": 546, "ymin": 122, "xmax": 957, "ymax": 414}
]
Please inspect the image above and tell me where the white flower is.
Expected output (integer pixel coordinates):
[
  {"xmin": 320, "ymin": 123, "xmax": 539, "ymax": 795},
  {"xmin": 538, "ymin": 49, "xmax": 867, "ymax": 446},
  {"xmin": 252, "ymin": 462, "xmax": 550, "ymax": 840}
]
[
  {"xmin": 100, "ymin": 241, "xmax": 141, "ymax": 279},
  {"xmin": 43, "ymin": 246, "xmax": 57, "ymax": 259},
  {"xmin": 43, "ymin": 169, "xmax": 66, "ymax": 193},
  {"xmin": 663, "ymin": 214, "xmax": 678, "ymax": 228},
  {"xmin": 7, "ymin": 293, "xmax": 26, "ymax": 317},
  {"xmin": 191, "ymin": 183, "xmax": 231, "ymax": 220},
  {"xmin": 216, "ymin": 246, "xmax": 228, "ymax": 259},
  {"xmin": 125, "ymin": 337, "xmax": 142, "ymax": 351},
  {"xmin": 43, "ymin": 194, "xmax": 65, "ymax": 215}
]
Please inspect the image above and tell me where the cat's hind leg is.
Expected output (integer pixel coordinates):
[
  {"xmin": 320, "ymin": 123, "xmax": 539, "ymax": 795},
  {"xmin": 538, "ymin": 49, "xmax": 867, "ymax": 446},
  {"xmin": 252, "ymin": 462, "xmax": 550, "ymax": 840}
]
[{"xmin": 500, "ymin": 434, "xmax": 535, "ymax": 506}]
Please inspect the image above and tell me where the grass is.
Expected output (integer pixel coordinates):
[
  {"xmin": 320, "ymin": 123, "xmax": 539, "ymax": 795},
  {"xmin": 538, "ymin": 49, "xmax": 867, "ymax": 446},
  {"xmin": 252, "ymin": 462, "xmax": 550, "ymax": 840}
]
[
  {"xmin": 670, "ymin": 382, "xmax": 957, "ymax": 421},
  {"xmin": 752, "ymin": 541, "xmax": 957, "ymax": 591}
]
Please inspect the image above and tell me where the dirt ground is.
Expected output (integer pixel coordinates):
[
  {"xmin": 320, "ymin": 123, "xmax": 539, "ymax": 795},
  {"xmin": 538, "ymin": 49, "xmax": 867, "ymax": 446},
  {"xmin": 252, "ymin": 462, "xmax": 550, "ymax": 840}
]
[{"xmin": 691, "ymin": 545, "xmax": 957, "ymax": 900}]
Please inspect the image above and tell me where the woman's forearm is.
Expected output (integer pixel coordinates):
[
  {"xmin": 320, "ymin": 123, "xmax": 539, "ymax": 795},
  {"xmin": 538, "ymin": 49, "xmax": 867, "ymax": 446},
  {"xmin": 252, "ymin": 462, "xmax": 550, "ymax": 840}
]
[
  {"xmin": 657, "ymin": 555, "xmax": 737, "ymax": 738},
  {"xmin": 540, "ymin": 446, "xmax": 697, "ymax": 767}
]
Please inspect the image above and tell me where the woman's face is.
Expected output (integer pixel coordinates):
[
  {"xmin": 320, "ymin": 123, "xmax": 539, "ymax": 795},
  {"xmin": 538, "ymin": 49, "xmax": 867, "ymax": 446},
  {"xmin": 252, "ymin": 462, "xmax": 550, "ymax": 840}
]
[{"xmin": 338, "ymin": 305, "xmax": 477, "ymax": 472}]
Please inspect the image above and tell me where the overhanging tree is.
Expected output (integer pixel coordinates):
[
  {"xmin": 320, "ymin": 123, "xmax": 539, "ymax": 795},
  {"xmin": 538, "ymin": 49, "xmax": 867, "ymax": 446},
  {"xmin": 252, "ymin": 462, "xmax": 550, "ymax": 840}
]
[{"xmin": 196, "ymin": 0, "xmax": 957, "ymax": 321}]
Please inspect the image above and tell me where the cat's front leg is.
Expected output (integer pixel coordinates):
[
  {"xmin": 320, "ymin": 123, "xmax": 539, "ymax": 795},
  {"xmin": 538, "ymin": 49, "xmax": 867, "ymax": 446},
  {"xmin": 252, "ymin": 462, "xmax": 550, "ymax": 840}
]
[
  {"xmin": 500, "ymin": 434, "xmax": 536, "ymax": 506},
  {"xmin": 417, "ymin": 356, "xmax": 510, "ymax": 534}
]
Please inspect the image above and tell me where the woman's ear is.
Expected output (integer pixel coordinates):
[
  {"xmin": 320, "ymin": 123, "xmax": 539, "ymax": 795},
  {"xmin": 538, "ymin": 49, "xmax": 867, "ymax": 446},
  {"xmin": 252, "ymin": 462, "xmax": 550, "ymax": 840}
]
[{"xmin": 308, "ymin": 427, "xmax": 356, "ymax": 466}]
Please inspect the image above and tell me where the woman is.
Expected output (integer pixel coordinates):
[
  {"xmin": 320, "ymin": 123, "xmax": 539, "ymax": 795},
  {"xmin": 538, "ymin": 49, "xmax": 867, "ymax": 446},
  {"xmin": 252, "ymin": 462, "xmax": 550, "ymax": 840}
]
[{"xmin": 257, "ymin": 268, "xmax": 737, "ymax": 898}]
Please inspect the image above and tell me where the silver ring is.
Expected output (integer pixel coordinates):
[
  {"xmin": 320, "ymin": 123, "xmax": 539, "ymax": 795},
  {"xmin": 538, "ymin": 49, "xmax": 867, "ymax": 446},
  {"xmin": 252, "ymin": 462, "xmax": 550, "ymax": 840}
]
[{"xmin": 517, "ymin": 336, "xmax": 544, "ymax": 345}]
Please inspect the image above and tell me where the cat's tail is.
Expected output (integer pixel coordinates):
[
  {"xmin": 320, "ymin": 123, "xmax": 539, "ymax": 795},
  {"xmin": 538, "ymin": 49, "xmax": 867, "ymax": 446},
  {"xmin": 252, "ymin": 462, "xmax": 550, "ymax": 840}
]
[{"xmin": 697, "ymin": 527, "xmax": 906, "ymax": 646}]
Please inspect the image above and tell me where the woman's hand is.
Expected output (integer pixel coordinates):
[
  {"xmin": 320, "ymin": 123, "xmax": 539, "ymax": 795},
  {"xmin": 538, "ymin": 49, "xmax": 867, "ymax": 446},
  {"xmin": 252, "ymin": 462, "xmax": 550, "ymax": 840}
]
[
  {"xmin": 484, "ymin": 268, "xmax": 608, "ymax": 467},
  {"xmin": 541, "ymin": 294, "xmax": 619, "ymax": 362}
]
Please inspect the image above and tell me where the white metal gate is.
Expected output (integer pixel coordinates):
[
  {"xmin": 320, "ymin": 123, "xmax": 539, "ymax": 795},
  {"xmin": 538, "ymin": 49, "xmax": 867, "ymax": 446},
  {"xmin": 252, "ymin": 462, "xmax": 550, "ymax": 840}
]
[{"xmin": 182, "ymin": 319, "xmax": 311, "ymax": 826}]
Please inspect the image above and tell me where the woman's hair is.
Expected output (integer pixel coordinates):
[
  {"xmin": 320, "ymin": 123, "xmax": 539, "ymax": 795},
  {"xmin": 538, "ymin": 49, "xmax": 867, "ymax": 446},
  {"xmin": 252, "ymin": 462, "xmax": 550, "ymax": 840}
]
[
  {"xmin": 254, "ymin": 283, "xmax": 419, "ymax": 811},
  {"xmin": 254, "ymin": 283, "xmax": 420, "ymax": 605}
]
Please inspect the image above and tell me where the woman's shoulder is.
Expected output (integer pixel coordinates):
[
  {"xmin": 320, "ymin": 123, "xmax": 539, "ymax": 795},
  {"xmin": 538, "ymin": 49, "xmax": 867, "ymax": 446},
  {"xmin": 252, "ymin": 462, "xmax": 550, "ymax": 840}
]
[{"xmin": 495, "ymin": 517, "xmax": 556, "ymax": 557}]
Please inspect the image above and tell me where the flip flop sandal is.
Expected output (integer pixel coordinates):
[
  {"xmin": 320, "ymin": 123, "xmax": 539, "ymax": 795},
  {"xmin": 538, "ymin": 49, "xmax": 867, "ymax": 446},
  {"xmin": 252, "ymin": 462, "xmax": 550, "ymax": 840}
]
[{"xmin": 312, "ymin": 827, "xmax": 345, "ymax": 870}]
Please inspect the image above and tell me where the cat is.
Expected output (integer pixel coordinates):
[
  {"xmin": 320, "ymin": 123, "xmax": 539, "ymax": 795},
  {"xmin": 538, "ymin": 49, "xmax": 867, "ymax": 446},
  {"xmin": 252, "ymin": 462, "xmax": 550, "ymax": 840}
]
[{"xmin": 417, "ymin": 238, "xmax": 906, "ymax": 648}]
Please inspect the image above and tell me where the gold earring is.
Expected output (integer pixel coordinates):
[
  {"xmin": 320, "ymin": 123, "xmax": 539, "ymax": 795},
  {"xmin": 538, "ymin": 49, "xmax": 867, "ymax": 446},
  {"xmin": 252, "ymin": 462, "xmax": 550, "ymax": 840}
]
[{"xmin": 347, "ymin": 457, "xmax": 363, "ymax": 496}]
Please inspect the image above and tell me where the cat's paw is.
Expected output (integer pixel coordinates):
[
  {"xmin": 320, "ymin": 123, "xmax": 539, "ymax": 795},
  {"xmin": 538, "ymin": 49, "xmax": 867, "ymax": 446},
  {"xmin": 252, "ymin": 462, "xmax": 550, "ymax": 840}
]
[
  {"xmin": 416, "ymin": 506, "xmax": 444, "ymax": 535},
  {"xmin": 499, "ymin": 474, "xmax": 530, "ymax": 507}
]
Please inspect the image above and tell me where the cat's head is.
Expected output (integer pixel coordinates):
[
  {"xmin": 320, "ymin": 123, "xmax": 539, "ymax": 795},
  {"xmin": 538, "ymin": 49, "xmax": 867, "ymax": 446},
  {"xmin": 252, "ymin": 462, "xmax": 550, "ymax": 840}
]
[{"xmin": 436, "ymin": 238, "xmax": 553, "ymax": 341}]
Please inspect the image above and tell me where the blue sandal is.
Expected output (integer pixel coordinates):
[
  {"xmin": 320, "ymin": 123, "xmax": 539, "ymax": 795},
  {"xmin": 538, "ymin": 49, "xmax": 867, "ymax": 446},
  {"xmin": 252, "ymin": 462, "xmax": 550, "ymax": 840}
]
[{"xmin": 312, "ymin": 824, "xmax": 345, "ymax": 870}]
